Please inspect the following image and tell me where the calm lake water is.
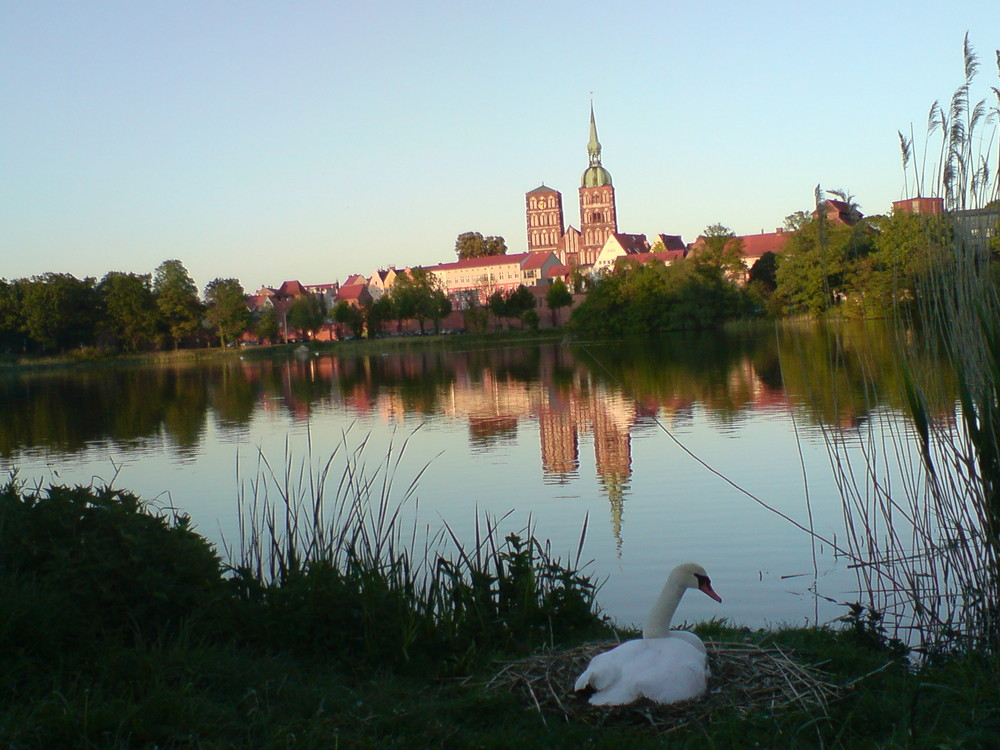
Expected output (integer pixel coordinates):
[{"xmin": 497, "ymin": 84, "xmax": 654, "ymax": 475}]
[{"xmin": 1, "ymin": 323, "xmax": 928, "ymax": 631}]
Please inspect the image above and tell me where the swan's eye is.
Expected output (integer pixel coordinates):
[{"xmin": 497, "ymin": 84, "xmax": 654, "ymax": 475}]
[{"xmin": 694, "ymin": 573, "xmax": 709, "ymax": 586}]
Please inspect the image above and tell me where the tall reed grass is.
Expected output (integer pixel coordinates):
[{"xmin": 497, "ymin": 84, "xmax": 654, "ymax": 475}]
[
  {"xmin": 818, "ymin": 36, "xmax": 1000, "ymax": 653},
  {"xmin": 225, "ymin": 428, "xmax": 599, "ymax": 671}
]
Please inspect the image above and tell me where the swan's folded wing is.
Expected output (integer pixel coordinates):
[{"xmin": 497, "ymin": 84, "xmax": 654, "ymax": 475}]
[
  {"xmin": 574, "ymin": 640, "xmax": 648, "ymax": 705},
  {"xmin": 636, "ymin": 638, "xmax": 708, "ymax": 704}
]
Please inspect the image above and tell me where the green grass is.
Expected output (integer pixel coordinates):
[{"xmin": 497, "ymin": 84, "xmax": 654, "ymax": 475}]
[{"xmin": 3, "ymin": 616, "xmax": 999, "ymax": 749}]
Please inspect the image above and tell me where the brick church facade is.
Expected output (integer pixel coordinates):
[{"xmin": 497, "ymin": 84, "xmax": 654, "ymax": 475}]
[{"xmin": 525, "ymin": 105, "xmax": 619, "ymax": 268}]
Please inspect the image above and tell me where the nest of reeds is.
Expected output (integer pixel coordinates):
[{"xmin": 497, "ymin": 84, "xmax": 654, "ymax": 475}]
[{"xmin": 486, "ymin": 639, "xmax": 842, "ymax": 733}]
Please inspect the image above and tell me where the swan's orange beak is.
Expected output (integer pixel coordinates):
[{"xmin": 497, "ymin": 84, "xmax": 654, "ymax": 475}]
[{"xmin": 699, "ymin": 580, "xmax": 723, "ymax": 603}]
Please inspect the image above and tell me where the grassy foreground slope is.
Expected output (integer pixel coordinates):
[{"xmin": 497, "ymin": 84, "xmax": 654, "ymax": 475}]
[{"xmin": 2, "ymin": 481, "xmax": 999, "ymax": 748}]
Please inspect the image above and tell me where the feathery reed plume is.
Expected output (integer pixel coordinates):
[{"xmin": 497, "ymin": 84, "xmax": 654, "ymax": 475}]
[{"xmin": 835, "ymin": 34, "xmax": 1000, "ymax": 653}]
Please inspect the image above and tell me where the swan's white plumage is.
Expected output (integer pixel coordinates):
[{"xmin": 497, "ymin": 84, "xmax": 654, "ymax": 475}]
[
  {"xmin": 574, "ymin": 562, "xmax": 721, "ymax": 706},
  {"xmin": 573, "ymin": 635, "xmax": 708, "ymax": 705}
]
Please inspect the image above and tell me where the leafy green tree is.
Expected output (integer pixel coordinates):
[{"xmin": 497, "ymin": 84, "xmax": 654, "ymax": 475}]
[
  {"xmin": 522, "ymin": 308, "xmax": 540, "ymax": 331},
  {"xmin": 487, "ymin": 290, "xmax": 508, "ymax": 330},
  {"xmin": 332, "ymin": 300, "xmax": 364, "ymax": 338},
  {"xmin": 97, "ymin": 272, "xmax": 159, "ymax": 352},
  {"xmin": 287, "ymin": 294, "xmax": 326, "ymax": 340},
  {"xmin": 570, "ymin": 257, "xmax": 740, "ymax": 336},
  {"xmin": 506, "ymin": 285, "xmax": 536, "ymax": 328},
  {"xmin": 20, "ymin": 273, "xmax": 99, "ymax": 352},
  {"xmin": 693, "ymin": 224, "xmax": 747, "ymax": 278},
  {"xmin": 848, "ymin": 210, "xmax": 952, "ymax": 318},
  {"xmin": 428, "ymin": 288, "xmax": 452, "ymax": 333},
  {"xmin": 365, "ymin": 295, "xmax": 394, "ymax": 337},
  {"xmin": 252, "ymin": 306, "xmax": 280, "ymax": 344},
  {"xmin": 153, "ymin": 260, "xmax": 202, "ymax": 350},
  {"xmin": 0, "ymin": 279, "xmax": 26, "ymax": 352},
  {"xmin": 748, "ymin": 252, "xmax": 779, "ymax": 292},
  {"xmin": 545, "ymin": 278, "xmax": 573, "ymax": 326},
  {"xmin": 455, "ymin": 232, "xmax": 507, "ymax": 260},
  {"xmin": 392, "ymin": 267, "xmax": 444, "ymax": 333},
  {"xmin": 204, "ymin": 278, "xmax": 250, "ymax": 348},
  {"xmin": 773, "ymin": 208, "xmax": 875, "ymax": 316}
]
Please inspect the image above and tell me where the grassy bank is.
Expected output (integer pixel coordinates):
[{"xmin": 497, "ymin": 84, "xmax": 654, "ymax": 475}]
[
  {"xmin": 0, "ymin": 328, "xmax": 567, "ymax": 372},
  {"xmin": 2, "ymin": 476, "xmax": 999, "ymax": 748}
]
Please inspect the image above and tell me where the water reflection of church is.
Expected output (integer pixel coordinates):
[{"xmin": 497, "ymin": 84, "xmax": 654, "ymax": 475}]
[
  {"xmin": 245, "ymin": 343, "xmax": 792, "ymax": 548},
  {"xmin": 539, "ymin": 386, "xmax": 634, "ymax": 545}
]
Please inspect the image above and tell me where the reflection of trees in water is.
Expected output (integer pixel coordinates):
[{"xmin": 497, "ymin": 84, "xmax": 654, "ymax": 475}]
[
  {"xmin": 0, "ymin": 366, "xmax": 216, "ymax": 458},
  {"xmin": 2, "ymin": 327, "xmax": 955, "ymax": 493}
]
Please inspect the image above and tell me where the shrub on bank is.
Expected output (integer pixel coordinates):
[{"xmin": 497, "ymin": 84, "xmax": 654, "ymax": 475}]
[
  {"xmin": 0, "ymin": 478, "xmax": 601, "ymax": 675},
  {"xmin": 0, "ymin": 479, "xmax": 225, "ymax": 651}
]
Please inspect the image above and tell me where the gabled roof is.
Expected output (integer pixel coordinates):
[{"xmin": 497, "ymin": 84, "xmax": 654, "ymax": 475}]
[
  {"xmin": 610, "ymin": 233, "xmax": 649, "ymax": 254},
  {"xmin": 816, "ymin": 199, "xmax": 863, "ymax": 226},
  {"xmin": 277, "ymin": 280, "xmax": 307, "ymax": 297},
  {"xmin": 522, "ymin": 252, "xmax": 556, "ymax": 270},
  {"xmin": 527, "ymin": 185, "xmax": 560, "ymax": 195},
  {"xmin": 654, "ymin": 234, "xmax": 686, "ymax": 252}
]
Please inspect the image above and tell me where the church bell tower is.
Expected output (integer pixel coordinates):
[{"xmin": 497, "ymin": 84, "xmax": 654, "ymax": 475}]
[{"xmin": 578, "ymin": 103, "xmax": 617, "ymax": 265}]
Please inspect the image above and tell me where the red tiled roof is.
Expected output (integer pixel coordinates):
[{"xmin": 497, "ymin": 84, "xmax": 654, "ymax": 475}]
[
  {"xmin": 521, "ymin": 252, "xmax": 554, "ymax": 270},
  {"xmin": 427, "ymin": 252, "xmax": 530, "ymax": 272},
  {"xmin": 277, "ymin": 280, "xmax": 307, "ymax": 297},
  {"xmin": 337, "ymin": 284, "xmax": 368, "ymax": 301},
  {"xmin": 547, "ymin": 265, "xmax": 571, "ymax": 279},
  {"xmin": 739, "ymin": 231, "xmax": 789, "ymax": 258}
]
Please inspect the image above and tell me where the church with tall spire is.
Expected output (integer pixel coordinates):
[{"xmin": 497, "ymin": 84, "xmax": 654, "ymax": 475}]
[{"xmin": 525, "ymin": 103, "xmax": 620, "ymax": 268}]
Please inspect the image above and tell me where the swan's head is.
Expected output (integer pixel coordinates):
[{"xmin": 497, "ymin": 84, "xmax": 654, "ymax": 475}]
[{"xmin": 672, "ymin": 563, "xmax": 723, "ymax": 603}]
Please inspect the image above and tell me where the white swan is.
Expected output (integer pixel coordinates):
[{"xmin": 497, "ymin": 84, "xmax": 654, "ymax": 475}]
[{"xmin": 574, "ymin": 562, "xmax": 722, "ymax": 706}]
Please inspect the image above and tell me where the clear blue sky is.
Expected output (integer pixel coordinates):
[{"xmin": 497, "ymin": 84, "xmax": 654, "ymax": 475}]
[{"xmin": 3, "ymin": 1, "xmax": 999, "ymax": 293}]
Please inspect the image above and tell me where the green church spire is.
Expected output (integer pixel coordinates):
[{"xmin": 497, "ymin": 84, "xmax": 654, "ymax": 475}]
[
  {"xmin": 588, "ymin": 102, "xmax": 602, "ymax": 167},
  {"xmin": 581, "ymin": 102, "xmax": 613, "ymax": 188}
]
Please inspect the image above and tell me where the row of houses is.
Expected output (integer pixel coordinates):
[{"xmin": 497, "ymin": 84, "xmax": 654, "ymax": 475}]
[{"xmin": 245, "ymin": 195, "xmax": 902, "ymax": 342}]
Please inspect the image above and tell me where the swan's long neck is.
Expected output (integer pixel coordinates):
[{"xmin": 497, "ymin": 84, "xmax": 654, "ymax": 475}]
[{"xmin": 642, "ymin": 576, "xmax": 686, "ymax": 638}]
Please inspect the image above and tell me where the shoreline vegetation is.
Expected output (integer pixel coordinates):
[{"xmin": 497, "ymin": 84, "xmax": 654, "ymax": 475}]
[
  {"xmin": 0, "ymin": 328, "xmax": 569, "ymax": 372},
  {"xmin": 3, "ymin": 446, "xmax": 999, "ymax": 748}
]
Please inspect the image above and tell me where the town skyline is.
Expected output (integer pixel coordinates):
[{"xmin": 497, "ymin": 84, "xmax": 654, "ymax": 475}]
[{"xmin": 4, "ymin": 2, "xmax": 999, "ymax": 292}]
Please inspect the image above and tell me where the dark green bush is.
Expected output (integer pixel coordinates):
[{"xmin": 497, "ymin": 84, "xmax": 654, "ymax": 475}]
[{"xmin": 0, "ymin": 479, "xmax": 224, "ymax": 648}]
